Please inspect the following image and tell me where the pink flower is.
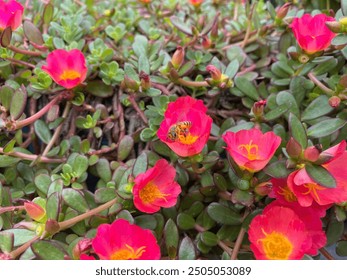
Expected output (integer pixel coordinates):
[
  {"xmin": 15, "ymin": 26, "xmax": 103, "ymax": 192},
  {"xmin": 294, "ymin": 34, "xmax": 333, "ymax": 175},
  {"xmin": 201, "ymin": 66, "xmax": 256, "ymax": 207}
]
[
  {"xmin": 287, "ymin": 141, "xmax": 347, "ymax": 207},
  {"xmin": 91, "ymin": 219, "xmax": 161, "ymax": 260},
  {"xmin": 291, "ymin": 14, "xmax": 336, "ymax": 54},
  {"xmin": 0, "ymin": 0, "xmax": 24, "ymax": 31},
  {"xmin": 248, "ymin": 205, "xmax": 312, "ymax": 260},
  {"xmin": 133, "ymin": 159, "xmax": 181, "ymax": 214},
  {"xmin": 189, "ymin": 0, "xmax": 203, "ymax": 7},
  {"xmin": 157, "ymin": 96, "xmax": 212, "ymax": 157},
  {"xmin": 270, "ymin": 178, "xmax": 329, "ymax": 217},
  {"xmin": 223, "ymin": 128, "xmax": 281, "ymax": 172},
  {"xmin": 266, "ymin": 200, "xmax": 326, "ymax": 256},
  {"xmin": 42, "ymin": 49, "xmax": 87, "ymax": 89}
]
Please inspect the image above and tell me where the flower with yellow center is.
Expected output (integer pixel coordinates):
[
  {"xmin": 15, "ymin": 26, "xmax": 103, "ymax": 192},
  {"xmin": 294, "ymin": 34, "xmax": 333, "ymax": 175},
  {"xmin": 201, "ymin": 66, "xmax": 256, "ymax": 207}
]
[
  {"xmin": 139, "ymin": 182, "xmax": 169, "ymax": 204},
  {"xmin": 259, "ymin": 230, "xmax": 293, "ymax": 260},
  {"xmin": 111, "ymin": 244, "xmax": 146, "ymax": 260}
]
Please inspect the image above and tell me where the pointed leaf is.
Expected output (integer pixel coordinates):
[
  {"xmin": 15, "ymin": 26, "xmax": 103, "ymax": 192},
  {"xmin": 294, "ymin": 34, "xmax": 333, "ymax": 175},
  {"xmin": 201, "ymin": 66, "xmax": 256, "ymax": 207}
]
[
  {"xmin": 307, "ymin": 118, "xmax": 347, "ymax": 138},
  {"xmin": 305, "ymin": 164, "xmax": 336, "ymax": 188},
  {"xmin": 289, "ymin": 113, "xmax": 307, "ymax": 149},
  {"xmin": 62, "ymin": 189, "xmax": 89, "ymax": 213}
]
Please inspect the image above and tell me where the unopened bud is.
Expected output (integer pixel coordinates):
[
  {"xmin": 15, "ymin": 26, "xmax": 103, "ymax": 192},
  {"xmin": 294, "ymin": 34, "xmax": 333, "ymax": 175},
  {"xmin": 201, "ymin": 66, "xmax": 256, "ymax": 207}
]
[
  {"xmin": 255, "ymin": 182, "xmax": 272, "ymax": 196},
  {"xmin": 206, "ymin": 65, "xmax": 222, "ymax": 81},
  {"xmin": 171, "ymin": 46, "xmax": 185, "ymax": 69},
  {"xmin": 72, "ymin": 238, "xmax": 93, "ymax": 260},
  {"xmin": 139, "ymin": 71, "xmax": 151, "ymax": 90},
  {"xmin": 252, "ymin": 100, "xmax": 266, "ymax": 118},
  {"xmin": 45, "ymin": 219, "xmax": 60, "ymax": 235},
  {"xmin": 202, "ymin": 36, "xmax": 212, "ymax": 49},
  {"xmin": 198, "ymin": 15, "xmax": 206, "ymax": 28},
  {"xmin": 276, "ymin": 3, "xmax": 291, "ymax": 20},
  {"xmin": 286, "ymin": 137, "xmax": 302, "ymax": 158},
  {"xmin": 303, "ymin": 146, "xmax": 320, "ymax": 162},
  {"xmin": 326, "ymin": 21, "xmax": 342, "ymax": 33},
  {"xmin": 122, "ymin": 75, "xmax": 139, "ymax": 92},
  {"xmin": 329, "ymin": 96, "xmax": 341, "ymax": 108},
  {"xmin": 211, "ymin": 20, "xmax": 218, "ymax": 39},
  {"xmin": 169, "ymin": 67, "xmax": 180, "ymax": 82}
]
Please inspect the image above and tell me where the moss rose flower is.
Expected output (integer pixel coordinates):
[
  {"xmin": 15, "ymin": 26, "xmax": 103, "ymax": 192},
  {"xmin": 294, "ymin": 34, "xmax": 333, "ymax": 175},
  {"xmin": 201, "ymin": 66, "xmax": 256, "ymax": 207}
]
[
  {"xmin": 223, "ymin": 128, "xmax": 281, "ymax": 172},
  {"xmin": 133, "ymin": 159, "xmax": 181, "ymax": 214},
  {"xmin": 291, "ymin": 13, "xmax": 336, "ymax": 54},
  {"xmin": 91, "ymin": 219, "xmax": 161, "ymax": 260},
  {"xmin": 42, "ymin": 49, "xmax": 87, "ymax": 89},
  {"xmin": 0, "ymin": 0, "xmax": 24, "ymax": 31},
  {"xmin": 157, "ymin": 96, "xmax": 212, "ymax": 157}
]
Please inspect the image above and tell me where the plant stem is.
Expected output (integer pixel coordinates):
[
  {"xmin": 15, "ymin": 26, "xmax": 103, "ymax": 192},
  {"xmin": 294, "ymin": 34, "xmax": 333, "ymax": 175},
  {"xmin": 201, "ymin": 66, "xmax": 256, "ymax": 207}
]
[
  {"xmin": 41, "ymin": 102, "xmax": 71, "ymax": 158},
  {"xmin": 10, "ymin": 92, "xmax": 69, "ymax": 131},
  {"xmin": 177, "ymin": 78, "xmax": 209, "ymax": 88},
  {"xmin": 0, "ymin": 147, "xmax": 65, "ymax": 163},
  {"xmin": 319, "ymin": 248, "xmax": 335, "ymax": 260},
  {"xmin": 241, "ymin": 3, "xmax": 256, "ymax": 49},
  {"xmin": 152, "ymin": 82, "xmax": 170, "ymax": 95},
  {"xmin": 0, "ymin": 205, "xmax": 25, "ymax": 215},
  {"xmin": 88, "ymin": 143, "xmax": 118, "ymax": 156},
  {"xmin": 307, "ymin": 72, "xmax": 334, "ymax": 95},
  {"xmin": 6, "ymin": 57, "xmax": 35, "ymax": 69},
  {"xmin": 8, "ymin": 45, "xmax": 43, "ymax": 57},
  {"xmin": 58, "ymin": 198, "xmax": 118, "ymax": 230},
  {"xmin": 230, "ymin": 227, "xmax": 246, "ymax": 260},
  {"xmin": 9, "ymin": 236, "xmax": 40, "ymax": 259},
  {"xmin": 128, "ymin": 94, "xmax": 148, "ymax": 125}
]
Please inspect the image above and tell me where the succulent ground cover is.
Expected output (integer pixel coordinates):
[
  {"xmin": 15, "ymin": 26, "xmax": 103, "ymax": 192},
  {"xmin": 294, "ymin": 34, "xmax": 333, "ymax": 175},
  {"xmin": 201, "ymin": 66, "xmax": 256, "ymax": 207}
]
[{"xmin": 0, "ymin": 0, "xmax": 347, "ymax": 260}]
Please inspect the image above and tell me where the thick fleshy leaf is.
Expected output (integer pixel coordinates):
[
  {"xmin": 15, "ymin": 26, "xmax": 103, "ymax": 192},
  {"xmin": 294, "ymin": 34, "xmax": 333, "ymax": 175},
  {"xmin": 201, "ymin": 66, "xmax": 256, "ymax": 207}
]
[
  {"xmin": 307, "ymin": 118, "xmax": 346, "ymax": 138},
  {"xmin": 164, "ymin": 219, "xmax": 179, "ymax": 259},
  {"xmin": 31, "ymin": 240, "xmax": 67, "ymax": 260},
  {"xmin": 289, "ymin": 113, "xmax": 307, "ymax": 149},
  {"xmin": 178, "ymin": 236, "xmax": 196, "ymax": 260},
  {"xmin": 62, "ymin": 189, "xmax": 89, "ymax": 213},
  {"xmin": 207, "ymin": 203, "xmax": 241, "ymax": 225},
  {"xmin": 305, "ymin": 164, "xmax": 336, "ymax": 188}
]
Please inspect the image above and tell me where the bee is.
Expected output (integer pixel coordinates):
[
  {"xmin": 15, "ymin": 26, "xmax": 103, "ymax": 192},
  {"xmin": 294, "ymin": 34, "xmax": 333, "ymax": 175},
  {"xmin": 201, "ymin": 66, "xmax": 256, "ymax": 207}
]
[{"xmin": 167, "ymin": 121, "xmax": 192, "ymax": 141}]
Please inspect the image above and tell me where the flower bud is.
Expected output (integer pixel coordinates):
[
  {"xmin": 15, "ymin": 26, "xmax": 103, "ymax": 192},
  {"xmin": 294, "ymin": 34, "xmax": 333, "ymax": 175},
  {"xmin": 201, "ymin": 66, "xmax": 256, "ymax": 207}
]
[
  {"xmin": 276, "ymin": 3, "xmax": 291, "ymax": 20},
  {"xmin": 171, "ymin": 46, "xmax": 185, "ymax": 69},
  {"xmin": 139, "ymin": 71, "xmax": 151, "ymax": 90},
  {"xmin": 286, "ymin": 137, "xmax": 302, "ymax": 158},
  {"xmin": 24, "ymin": 201, "xmax": 46, "ymax": 222},
  {"xmin": 206, "ymin": 65, "xmax": 222, "ymax": 81},
  {"xmin": 339, "ymin": 17, "xmax": 347, "ymax": 32},
  {"xmin": 303, "ymin": 146, "xmax": 320, "ymax": 162},
  {"xmin": 72, "ymin": 238, "xmax": 93, "ymax": 260},
  {"xmin": 326, "ymin": 21, "xmax": 342, "ymax": 33},
  {"xmin": 202, "ymin": 36, "xmax": 212, "ymax": 49},
  {"xmin": 122, "ymin": 75, "xmax": 139, "ymax": 92},
  {"xmin": 329, "ymin": 96, "xmax": 341, "ymax": 108},
  {"xmin": 254, "ymin": 182, "xmax": 272, "ymax": 196},
  {"xmin": 45, "ymin": 219, "xmax": 60, "ymax": 236},
  {"xmin": 252, "ymin": 100, "xmax": 266, "ymax": 118}
]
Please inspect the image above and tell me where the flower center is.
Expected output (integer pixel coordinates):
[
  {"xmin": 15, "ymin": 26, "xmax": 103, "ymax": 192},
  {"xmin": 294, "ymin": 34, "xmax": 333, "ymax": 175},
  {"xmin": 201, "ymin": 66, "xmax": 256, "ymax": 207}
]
[
  {"xmin": 302, "ymin": 183, "xmax": 325, "ymax": 202},
  {"xmin": 60, "ymin": 70, "xmax": 81, "ymax": 81},
  {"xmin": 110, "ymin": 244, "xmax": 146, "ymax": 260},
  {"xmin": 178, "ymin": 133, "xmax": 199, "ymax": 145},
  {"xmin": 238, "ymin": 141, "xmax": 259, "ymax": 160},
  {"xmin": 260, "ymin": 229, "xmax": 293, "ymax": 260},
  {"xmin": 139, "ymin": 182, "xmax": 169, "ymax": 204},
  {"xmin": 278, "ymin": 185, "xmax": 297, "ymax": 202}
]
